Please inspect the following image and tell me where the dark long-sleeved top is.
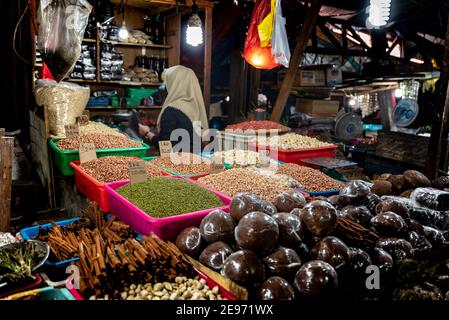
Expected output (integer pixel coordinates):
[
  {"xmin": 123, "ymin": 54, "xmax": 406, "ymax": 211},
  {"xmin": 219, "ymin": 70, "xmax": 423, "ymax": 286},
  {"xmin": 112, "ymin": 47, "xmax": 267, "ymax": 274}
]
[{"xmin": 150, "ymin": 107, "xmax": 200, "ymax": 153}]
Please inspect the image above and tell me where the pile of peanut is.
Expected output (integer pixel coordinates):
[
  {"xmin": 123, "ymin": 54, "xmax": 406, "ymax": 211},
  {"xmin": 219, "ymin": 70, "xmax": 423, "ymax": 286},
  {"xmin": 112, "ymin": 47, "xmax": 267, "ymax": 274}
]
[
  {"xmin": 197, "ymin": 168, "xmax": 291, "ymax": 202},
  {"xmin": 80, "ymin": 156, "xmax": 166, "ymax": 183},
  {"xmin": 265, "ymin": 133, "xmax": 333, "ymax": 150},
  {"xmin": 56, "ymin": 133, "xmax": 142, "ymax": 151},
  {"xmin": 90, "ymin": 277, "xmax": 227, "ymax": 300},
  {"xmin": 151, "ymin": 152, "xmax": 211, "ymax": 175},
  {"xmin": 277, "ymin": 163, "xmax": 344, "ymax": 192}
]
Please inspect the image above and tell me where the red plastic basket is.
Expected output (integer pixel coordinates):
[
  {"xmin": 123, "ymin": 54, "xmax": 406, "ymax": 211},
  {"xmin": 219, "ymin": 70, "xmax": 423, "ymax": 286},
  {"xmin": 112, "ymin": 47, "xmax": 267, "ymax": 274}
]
[
  {"xmin": 252, "ymin": 144, "xmax": 337, "ymax": 166},
  {"xmin": 70, "ymin": 160, "xmax": 171, "ymax": 212},
  {"xmin": 104, "ymin": 177, "xmax": 231, "ymax": 241},
  {"xmin": 66, "ymin": 269, "xmax": 238, "ymax": 300},
  {"xmin": 0, "ymin": 273, "xmax": 43, "ymax": 299}
]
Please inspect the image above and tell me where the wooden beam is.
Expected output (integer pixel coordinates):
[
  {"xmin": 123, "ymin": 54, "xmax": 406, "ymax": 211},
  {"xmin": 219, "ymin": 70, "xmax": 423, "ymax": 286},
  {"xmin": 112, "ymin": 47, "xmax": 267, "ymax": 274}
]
[
  {"xmin": 346, "ymin": 26, "xmax": 371, "ymax": 51},
  {"xmin": 203, "ymin": 5, "xmax": 213, "ymax": 116},
  {"xmin": 342, "ymin": 25, "xmax": 348, "ymax": 60},
  {"xmin": 317, "ymin": 20, "xmax": 342, "ymax": 49},
  {"xmin": 271, "ymin": 0, "xmax": 323, "ymax": 122},
  {"xmin": 0, "ymin": 134, "xmax": 13, "ymax": 232},
  {"xmin": 305, "ymin": 47, "xmax": 370, "ymax": 57},
  {"xmin": 386, "ymin": 36, "xmax": 400, "ymax": 55},
  {"xmin": 425, "ymin": 18, "xmax": 449, "ymax": 178}
]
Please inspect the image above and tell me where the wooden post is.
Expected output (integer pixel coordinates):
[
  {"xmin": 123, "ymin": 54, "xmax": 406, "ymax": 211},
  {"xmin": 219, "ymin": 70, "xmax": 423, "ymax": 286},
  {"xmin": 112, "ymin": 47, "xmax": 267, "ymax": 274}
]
[
  {"xmin": 271, "ymin": 0, "xmax": 323, "ymax": 122},
  {"xmin": 425, "ymin": 18, "xmax": 449, "ymax": 179},
  {"xmin": 378, "ymin": 90, "xmax": 394, "ymax": 131},
  {"xmin": 203, "ymin": 5, "xmax": 213, "ymax": 115},
  {"xmin": 0, "ymin": 132, "xmax": 13, "ymax": 232}
]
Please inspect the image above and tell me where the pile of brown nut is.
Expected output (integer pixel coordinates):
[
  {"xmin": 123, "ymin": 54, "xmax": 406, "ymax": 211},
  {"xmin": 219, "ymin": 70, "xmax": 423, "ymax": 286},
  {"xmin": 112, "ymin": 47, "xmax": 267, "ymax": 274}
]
[
  {"xmin": 56, "ymin": 133, "xmax": 142, "ymax": 151},
  {"xmin": 80, "ymin": 156, "xmax": 166, "ymax": 183},
  {"xmin": 151, "ymin": 153, "xmax": 211, "ymax": 175},
  {"xmin": 277, "ymin": 163, "xmax": 344, "ymax": 192},
  {"xmin": 197, "ymin": 168, "xmax": 291, "ymax": 201}
]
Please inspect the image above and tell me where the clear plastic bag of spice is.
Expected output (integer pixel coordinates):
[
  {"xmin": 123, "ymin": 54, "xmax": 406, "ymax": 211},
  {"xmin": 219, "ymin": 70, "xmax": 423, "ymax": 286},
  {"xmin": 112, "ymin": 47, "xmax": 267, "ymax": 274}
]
[
  {"xmin": 37, "ymin": 0, "xmax": 93, "ymax": 82},
  {"xmin": 34, "ymin": 79, "xmax": 90, "ymax": 136}
]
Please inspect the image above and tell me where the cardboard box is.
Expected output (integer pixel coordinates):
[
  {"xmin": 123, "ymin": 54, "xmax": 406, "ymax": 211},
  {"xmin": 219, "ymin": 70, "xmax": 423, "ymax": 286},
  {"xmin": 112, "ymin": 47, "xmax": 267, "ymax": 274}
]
[
  {"xmin": 295, "ymin": 70, "xmax": 326, "ymax": 87},
  {"xmin": 296, "ymin": 99, "xmax": 340, "ymax": 115}
]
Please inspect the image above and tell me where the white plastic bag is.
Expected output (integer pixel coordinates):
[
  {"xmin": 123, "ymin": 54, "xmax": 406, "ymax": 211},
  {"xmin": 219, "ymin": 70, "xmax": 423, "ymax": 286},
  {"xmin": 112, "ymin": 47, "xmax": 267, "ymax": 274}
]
[{"xmin": 271, "ymin": 0, "xmax": 290, "ymax": 68}]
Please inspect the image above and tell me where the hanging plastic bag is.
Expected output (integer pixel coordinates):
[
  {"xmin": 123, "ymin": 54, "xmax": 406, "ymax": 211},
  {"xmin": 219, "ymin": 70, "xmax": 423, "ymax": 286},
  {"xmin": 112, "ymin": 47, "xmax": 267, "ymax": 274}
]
[
  {"xmin": 37, "ymin": 0, "xmax": 92, "ymax": 82},
  {"xmin": 243, "ymin": 0, "xmax": 279, "ymax": 70},
  {"xmin": 258, "ymin": 0, "xmax": 276, "ymax": 48},
  {"xmin": 271, "ymin": 0, "xmax": 291, "ymax": 68}
]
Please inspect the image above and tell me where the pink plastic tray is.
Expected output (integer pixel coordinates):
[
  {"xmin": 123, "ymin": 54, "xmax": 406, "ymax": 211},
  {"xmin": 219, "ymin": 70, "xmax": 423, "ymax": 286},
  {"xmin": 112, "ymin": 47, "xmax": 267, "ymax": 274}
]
[{"xmin": 104, "ymin": 177, "xmax": 231, "ymax": 241}]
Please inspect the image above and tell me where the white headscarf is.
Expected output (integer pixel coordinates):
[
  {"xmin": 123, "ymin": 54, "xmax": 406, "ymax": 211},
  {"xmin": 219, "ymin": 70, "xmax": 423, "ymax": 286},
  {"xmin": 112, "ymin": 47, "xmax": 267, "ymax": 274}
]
[{"xmin": 158, "ymin": 65, "xmax": 209, "ymax": 134}]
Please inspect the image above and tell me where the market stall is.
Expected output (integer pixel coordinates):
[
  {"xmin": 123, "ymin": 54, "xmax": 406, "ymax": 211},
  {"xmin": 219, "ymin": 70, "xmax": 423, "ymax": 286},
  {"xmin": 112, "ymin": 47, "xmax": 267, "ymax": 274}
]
[{"xmin": 2, "ymin": 0, "xmax": 449, "ymax": 305}]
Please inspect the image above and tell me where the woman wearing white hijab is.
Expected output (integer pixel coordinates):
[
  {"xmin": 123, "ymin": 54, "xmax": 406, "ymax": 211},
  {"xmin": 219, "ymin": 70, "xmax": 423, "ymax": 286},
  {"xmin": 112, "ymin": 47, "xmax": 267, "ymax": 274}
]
[{"xmin": 139, "ymin": 65, "xmax": 209, "ymax": 153}]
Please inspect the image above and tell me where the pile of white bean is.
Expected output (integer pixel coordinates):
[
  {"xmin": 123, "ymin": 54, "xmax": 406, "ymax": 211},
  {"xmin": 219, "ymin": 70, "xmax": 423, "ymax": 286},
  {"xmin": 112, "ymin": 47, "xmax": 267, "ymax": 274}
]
[
  {"xmin": 89, "ymin": 277, "xmax": 227, "ymax": 300},
  {"xmin": 266, "ymin": 133, "xmax": 332, "ymax": 150}
]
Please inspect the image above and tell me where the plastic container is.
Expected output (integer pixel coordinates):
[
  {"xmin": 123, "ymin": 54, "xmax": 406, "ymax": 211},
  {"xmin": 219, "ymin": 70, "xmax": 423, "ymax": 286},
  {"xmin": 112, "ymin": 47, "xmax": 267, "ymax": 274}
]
[
  {"xmin": 87, "ymin": 97, "xmax": 110, "ymax": 107},
  {"xmin": 66, "ymin": 268, "xmax": 237, "ymax": 300},
  {"xmin": 252, "ymin": 144, "xmax": 337, "ymax": 166},
  {"xmin": 298, "ymin": 188, "xmax": 340, "ymax": 197},
  {"xmin": 0, "ymin": 273, "xmax": 43, "ymax": 299},
  {"xmin": 49, "ymin": 138, "xmax": 150, "ymax": 176},
  {"xmin": 70, "ymin": 160, "xmax": 171, "ymax": 212},
  {"xmin": 104, "ymin": 177, "xmax": 231, "ymax": 241},
  {"xmin": 3, "ymin": 287, "xmax": 76, "ymax": 300},
  {"xmin": 20, "ymin": 218, "xmax": 81, "ymax": 267},
  {"xmin": 125, "ymin": 87, "xmax": 157, "ymax": 99}
]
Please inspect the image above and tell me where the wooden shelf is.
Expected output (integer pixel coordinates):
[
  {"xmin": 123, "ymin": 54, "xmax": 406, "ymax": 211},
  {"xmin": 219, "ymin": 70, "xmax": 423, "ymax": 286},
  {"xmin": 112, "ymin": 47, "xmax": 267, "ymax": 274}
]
[
  {"xmin": 101, "ymin": 39, "xmax": 171, "ymax": 49},
  {"xmin": 67, "ymin": 79, "xmax": 162, "ymax": 87},
  {"xmin": 87, "ymin": 106, "xmax": 162, "ymax": 110},
  {"xmin": 82, "ymin": 38, "xmax": 97, "ymax": 43}
]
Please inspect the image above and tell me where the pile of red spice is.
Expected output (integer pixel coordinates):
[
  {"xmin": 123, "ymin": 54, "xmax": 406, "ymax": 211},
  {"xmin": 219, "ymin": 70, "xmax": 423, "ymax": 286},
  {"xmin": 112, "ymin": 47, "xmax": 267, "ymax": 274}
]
[{"xmin": 226, "ymin": 120, "xmax": 290, "ymax": 131}]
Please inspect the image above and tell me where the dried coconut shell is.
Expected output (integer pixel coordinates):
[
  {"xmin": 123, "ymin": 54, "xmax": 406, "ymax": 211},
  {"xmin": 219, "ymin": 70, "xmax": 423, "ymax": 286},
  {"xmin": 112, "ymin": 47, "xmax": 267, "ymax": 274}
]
[{"xmin": 403, "ymin": 170, "xmax": 431, "ymax": 188}]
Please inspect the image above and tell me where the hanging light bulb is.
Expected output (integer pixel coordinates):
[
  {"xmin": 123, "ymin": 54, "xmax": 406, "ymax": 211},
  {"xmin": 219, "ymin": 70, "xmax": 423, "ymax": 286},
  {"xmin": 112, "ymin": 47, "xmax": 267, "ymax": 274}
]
[
  {"xmin": 118, "ymin": 20, "xmax": 129, "ymax": 41},
  {"xmin": 348, "ymin": 96, "xmax": 357, "ymax": 107},
  {"xmin": 186, "ymin": 2, "xmax": 203, "ymax": 47},
  {"xmin": 367, "ymin": 0, "xmax": 391, "ymax": 28},
  {"xmin": 395, "ymin": 88, "xmax": 403, "ymax": 98}
]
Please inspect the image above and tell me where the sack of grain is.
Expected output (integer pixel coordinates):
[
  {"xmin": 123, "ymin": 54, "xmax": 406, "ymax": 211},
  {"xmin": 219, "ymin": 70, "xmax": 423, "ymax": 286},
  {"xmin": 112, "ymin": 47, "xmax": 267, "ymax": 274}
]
[{"xmin": 34, "ymin": 79, "xmax": 90, "ymax": 136}]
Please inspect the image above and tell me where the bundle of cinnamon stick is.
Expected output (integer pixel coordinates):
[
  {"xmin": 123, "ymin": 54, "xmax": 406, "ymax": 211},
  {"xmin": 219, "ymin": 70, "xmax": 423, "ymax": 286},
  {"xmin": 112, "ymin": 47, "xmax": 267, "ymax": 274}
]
[
  {"xmin": 77, "ymin": 233, "xmax": 196, "ymax": 297},
  {"xmin": 37, "ymin": 203, "xmax": 132, "ymax": 262}
]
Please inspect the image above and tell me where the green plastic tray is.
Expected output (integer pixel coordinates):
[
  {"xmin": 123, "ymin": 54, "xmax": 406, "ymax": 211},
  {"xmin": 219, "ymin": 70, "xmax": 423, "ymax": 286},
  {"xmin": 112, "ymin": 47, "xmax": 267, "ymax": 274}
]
[
  {"xmin": 142, "ymin": 155, "xmax": 230, "ymax": 177},
  {"xmin": 49, "ymin": 138, "xmax": 150, "ymax": 176}
]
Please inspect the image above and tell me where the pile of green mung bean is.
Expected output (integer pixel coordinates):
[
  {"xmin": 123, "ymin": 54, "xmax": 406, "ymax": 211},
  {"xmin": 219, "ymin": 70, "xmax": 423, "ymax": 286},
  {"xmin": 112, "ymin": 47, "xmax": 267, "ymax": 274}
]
[{"xmin": 116, "ymin": 177, "xmax": 224, "ymax": 218}]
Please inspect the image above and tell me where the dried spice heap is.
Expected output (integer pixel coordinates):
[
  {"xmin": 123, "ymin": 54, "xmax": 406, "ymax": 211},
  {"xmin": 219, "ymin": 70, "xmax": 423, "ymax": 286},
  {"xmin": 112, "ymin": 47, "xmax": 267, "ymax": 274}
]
[
  {"xmin": 56, "ymin": 133, "xmax": 141, "ymax": 150},
  {"xmin": 151, "ymin": 152, "xmax": 211, "ymax": 175},
  {"xmin": 80, "ymin": 156, "xmax": 166, "ymax": 183},
  {"xmin": 277, "ymin": 163, "xmax": 344, "ymax": 192},
  {"xmin": 226, "ymin": 120, "xmax": 290, "ymax": 132},
  {"xmin": 264, "ymin": 133, "xmax": 333, "ymax": 150},
  {"xmin": 197, "ymin": 168, "xmax": 291, "ymax": 202},
  {"xmin": 116, "ymin": 177, "xmax": 224, "ymax": 218}
]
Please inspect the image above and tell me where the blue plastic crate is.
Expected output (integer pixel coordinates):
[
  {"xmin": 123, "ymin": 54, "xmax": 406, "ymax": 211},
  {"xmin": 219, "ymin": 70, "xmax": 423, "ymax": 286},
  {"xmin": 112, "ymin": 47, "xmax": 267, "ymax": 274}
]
[
  {"xmin": 20, "ymin": 218, "xmax": 81, "ymax": 267},
  {"xmin": 87, "ymin": 97, "xmax": 110, "ymax": 107}
]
